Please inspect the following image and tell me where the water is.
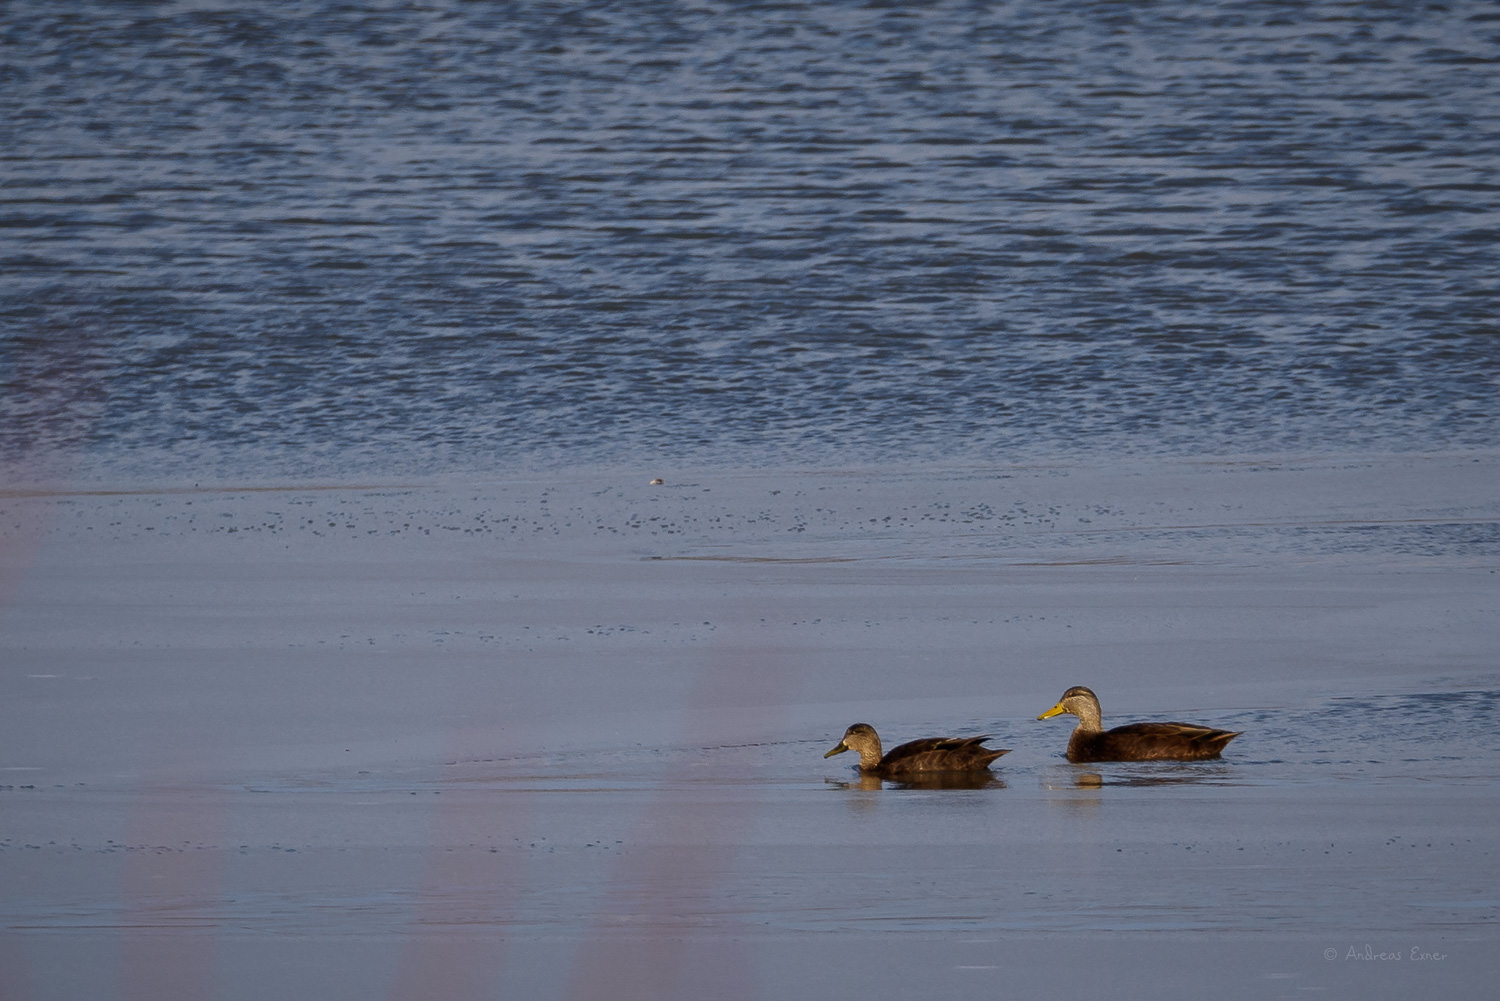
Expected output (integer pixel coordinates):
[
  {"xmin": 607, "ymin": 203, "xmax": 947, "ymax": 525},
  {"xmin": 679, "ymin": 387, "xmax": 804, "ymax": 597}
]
[{"xmin": 2, "ymin": 0, "xmax": 1498, "ymax": 483}]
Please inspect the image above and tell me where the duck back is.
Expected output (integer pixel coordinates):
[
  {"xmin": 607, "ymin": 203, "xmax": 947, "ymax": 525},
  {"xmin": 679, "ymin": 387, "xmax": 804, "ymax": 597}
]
[
  {"xmin": 877, "ymin": 735, "xmax": 1009, "ymax": 775},
  {"xmin": 1067, "ymin": 722, "xmax": 1241, "ymax": 763}
]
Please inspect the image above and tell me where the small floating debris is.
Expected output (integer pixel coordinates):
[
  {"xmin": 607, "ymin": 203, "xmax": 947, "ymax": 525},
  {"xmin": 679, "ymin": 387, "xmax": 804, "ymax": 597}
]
[{"xmin": 649, "ymin": 478, "xmax": 664, "ymax": 485}]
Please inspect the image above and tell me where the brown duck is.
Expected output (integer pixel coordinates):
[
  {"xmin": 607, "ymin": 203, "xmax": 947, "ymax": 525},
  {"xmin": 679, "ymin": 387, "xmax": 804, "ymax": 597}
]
[
  {"xmin": 1037, "ymin": 686, "xmax": 1242, "ymax": 763},
  {"xmin": 824, "ymin": 723, "xmax": 1009, "ymax": 777}
]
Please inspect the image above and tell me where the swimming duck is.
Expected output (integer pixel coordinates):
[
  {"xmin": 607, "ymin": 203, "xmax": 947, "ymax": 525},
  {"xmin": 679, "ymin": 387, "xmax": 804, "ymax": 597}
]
[
  {"xmin": 1037, "ymin": 686, "xmax": 1242, "ymax": 763},
  {"xmin": 824, "ymin": 723, "xmax": 1009, "ymax": 777}
]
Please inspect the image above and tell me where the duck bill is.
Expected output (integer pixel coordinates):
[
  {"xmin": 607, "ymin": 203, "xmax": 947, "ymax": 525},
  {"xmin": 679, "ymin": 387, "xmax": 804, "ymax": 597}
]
[
  {"xmin": 1037, "ymin": 703, "xmax": 1067, "ymax": 720},
  {"xmin": 824, "ymin": 742, "xmax": 850, "ymax": 758}
]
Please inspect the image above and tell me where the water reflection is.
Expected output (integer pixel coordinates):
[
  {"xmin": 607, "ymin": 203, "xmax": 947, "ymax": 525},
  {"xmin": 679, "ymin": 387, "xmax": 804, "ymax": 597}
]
[
  {"xmin": 887, "ymin": 773, "xmax": 1007, "ymax": 792},
  {"xmin": 1041, "ymin": 763, "xmax": 1241, "ymax": 789},
  {"xmin": 824, "ymin": 773, "xmax": 1006, "ymax": 792},
  {"xmin": 825, "ymin": 774, "xmax": 884, "ymax": 794}
]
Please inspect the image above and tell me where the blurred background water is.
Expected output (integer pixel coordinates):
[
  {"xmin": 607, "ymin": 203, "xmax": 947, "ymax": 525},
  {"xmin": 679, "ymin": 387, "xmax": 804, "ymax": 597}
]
[{"xmin": 2, "ymin": 0, "xmax": 1497, "ymax": 483}]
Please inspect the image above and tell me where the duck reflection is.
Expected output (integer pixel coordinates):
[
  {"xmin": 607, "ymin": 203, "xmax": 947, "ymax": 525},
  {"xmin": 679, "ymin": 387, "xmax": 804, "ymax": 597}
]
[
  {"xmin": 824, "ymin": 774, "xmax": 885, "ymax": 792},
  {"xmin": 888, "ymin": 772, "xmax": 1007, "ymax": 791},
  {"xmin": 825, "ymin": 772, "xmax": 1006, "ymax": 791},
  {"xmin": 1040, "ymin": 763, "xmax": 1239, "ymax": 789}
]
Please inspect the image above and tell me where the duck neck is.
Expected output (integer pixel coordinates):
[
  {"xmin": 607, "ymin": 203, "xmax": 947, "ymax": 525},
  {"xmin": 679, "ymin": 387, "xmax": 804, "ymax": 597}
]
[
  {"xmin": 854, "ymin": 739, "xmax": 885, "ymax": 771},
  {"xmin": 1071, "ymin": 702, "xmax": 1103, "ymax": 733}
]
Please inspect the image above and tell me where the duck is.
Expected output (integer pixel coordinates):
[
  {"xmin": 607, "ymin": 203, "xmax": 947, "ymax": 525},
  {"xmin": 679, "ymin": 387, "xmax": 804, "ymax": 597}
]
[
  {"xmin": 823, "ymin": 723, "xmax": 1009, "ymax": 777},
  {"xmin": 1037, "ymin": 686, "xmax": 1242, "ymax": 763}
]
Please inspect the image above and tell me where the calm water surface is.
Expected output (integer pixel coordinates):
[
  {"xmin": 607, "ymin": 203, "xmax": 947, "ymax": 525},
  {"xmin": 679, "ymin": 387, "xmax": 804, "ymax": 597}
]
[{"xmin": 2, "ymin": 0, "xmax": 1498, "ymax": 481}]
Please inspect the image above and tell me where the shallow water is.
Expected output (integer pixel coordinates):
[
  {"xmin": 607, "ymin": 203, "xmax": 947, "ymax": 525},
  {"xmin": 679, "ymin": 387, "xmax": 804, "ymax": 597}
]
[
  {"xmin": 1, "ymin": 463, "xmax": 1497, "ymax": 999},
  {"xmin": 3, "ymin": 508, "xmax": 1494, "ymax": 977},
  {"xmin": 3, "ymin": 1, "xmax": 1499, "ymax": 481},
  {"xmin": 3, "ymin": 683, "xmax": 1497, "ymax": 999}
]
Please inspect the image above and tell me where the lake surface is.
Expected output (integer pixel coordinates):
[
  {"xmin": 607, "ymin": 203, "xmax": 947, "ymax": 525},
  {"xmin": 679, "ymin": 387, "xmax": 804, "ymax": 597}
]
[
  {"xmin": 2, "ymin": 5, "xmax": 1498, "ymax": 999},
  {"xmin": 3, "ymin": 0, "xmax": 1498, "ymax": 482},
  {"xmin": 2, "ymin": 463, "xmax": 1497, "ymax": 1000}
]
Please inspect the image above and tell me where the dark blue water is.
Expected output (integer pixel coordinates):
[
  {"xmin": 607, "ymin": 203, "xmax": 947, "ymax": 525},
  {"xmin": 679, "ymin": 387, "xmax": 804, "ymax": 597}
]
[{"xmin": 3, "ymin": 1, "xmax": 1498, "ymax": 482}]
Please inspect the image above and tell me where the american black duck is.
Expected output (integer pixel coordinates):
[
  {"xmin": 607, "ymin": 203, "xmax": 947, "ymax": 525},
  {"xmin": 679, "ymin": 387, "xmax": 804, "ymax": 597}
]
[
  {"xmin": 823, "ymin": 723, "xmax": 1009, "ymax": 777},
  {"xmin": 1037, "ymin": 686, "xmax": 1242, "ymax": 763}
]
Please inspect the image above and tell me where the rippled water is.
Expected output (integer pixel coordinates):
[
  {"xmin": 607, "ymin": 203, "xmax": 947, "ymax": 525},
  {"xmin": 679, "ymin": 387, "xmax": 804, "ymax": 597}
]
[{"xmin": 3, "ymin": 1, "xmax": 1498, "ymax": 481}]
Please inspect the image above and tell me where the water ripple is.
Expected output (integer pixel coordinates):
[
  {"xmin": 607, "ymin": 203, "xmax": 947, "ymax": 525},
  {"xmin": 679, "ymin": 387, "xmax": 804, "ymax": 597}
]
[{"xmin": 2, "ymin": 1, "xmax": 1497, "ymax": 480}]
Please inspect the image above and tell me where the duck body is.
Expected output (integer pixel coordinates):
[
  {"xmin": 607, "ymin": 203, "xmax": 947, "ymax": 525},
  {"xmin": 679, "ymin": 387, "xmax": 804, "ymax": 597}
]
[
  {"xmin": 1061, "ymin": 721, "xmax": 1241, "ymax": 763},
  {"xmin": 825, "ymin": 723, "xmax": 1009, "ymax": 777},
  {"xmin": 1038, "ymin": 686, "xmax": 1241, "ymax": 763}
]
